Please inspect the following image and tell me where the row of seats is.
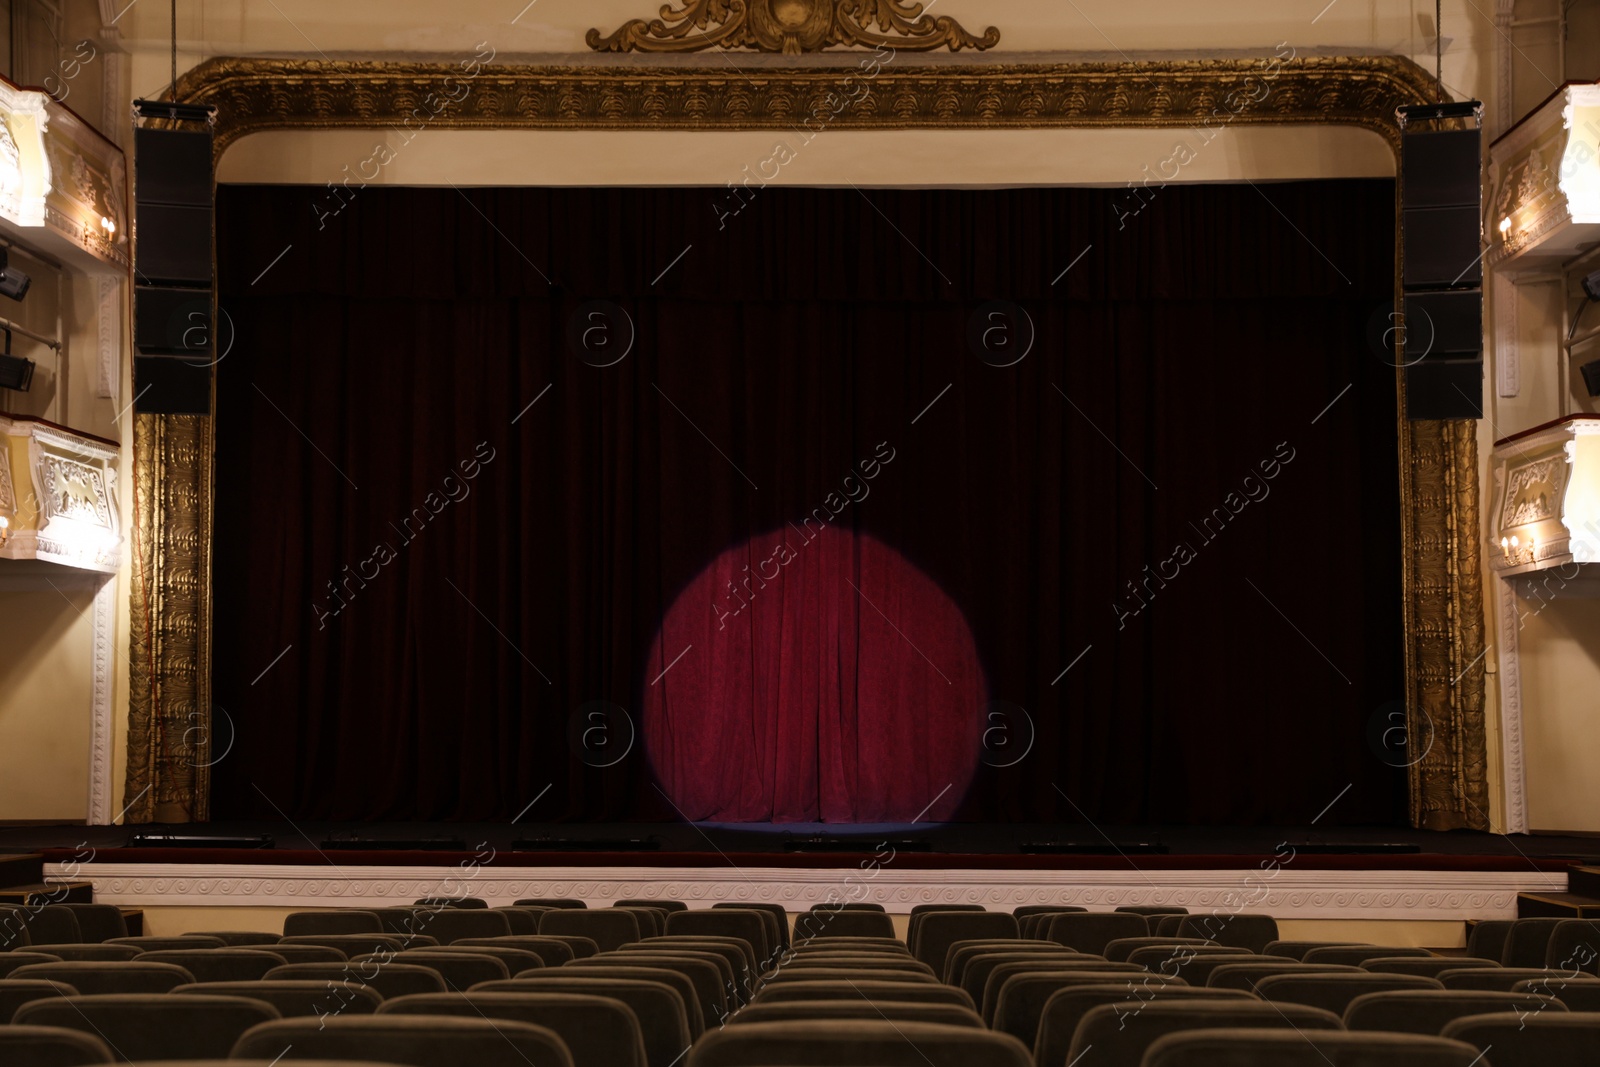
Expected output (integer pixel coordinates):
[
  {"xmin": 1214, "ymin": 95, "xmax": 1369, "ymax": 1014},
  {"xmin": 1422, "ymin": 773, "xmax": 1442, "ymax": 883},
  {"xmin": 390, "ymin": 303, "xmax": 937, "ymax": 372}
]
[{"xmin": 2, "ymin": 899, "xmax": 1597, "ymax": 1065}]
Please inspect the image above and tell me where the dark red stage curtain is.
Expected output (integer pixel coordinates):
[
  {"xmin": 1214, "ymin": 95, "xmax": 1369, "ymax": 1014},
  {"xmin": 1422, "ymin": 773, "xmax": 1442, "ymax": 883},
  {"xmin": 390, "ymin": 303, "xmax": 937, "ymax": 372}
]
[{"xmin": 211, "ymin": 181, "xmax": 1404, "ymax": 826}]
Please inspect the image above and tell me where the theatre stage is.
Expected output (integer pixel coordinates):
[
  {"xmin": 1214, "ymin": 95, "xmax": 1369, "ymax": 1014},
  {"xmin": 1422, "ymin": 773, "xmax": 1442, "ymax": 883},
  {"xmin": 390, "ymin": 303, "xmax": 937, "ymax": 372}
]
[{"xmin": 4, "ymin": 823, "xmax": 1584, "ymax": 923}]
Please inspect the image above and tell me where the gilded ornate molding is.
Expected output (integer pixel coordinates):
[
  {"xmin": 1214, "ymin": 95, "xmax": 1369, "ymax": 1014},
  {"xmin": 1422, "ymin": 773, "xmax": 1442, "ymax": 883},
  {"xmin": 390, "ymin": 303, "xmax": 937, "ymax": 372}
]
[
  {"xmin": 138, "ymin": 53, "xmax": 1486, "ymax": 830},
  {"xmin": 587, "ymin": 0, "xmax": 998, "ymax": 55},
  {"xmin": 126, "ymin": 413, "xmax": 212, "ymax": 823},
  {"xmin": 174, "ymin": 55, "xmax": 1439, "ymax": 154}
]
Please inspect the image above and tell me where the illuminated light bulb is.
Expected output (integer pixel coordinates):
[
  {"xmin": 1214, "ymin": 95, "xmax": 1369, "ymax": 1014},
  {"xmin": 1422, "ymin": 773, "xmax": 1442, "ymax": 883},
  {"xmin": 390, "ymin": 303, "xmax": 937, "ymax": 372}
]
[
  {"xmin": 100, "ymin": 216, "xmax": 116, "ymax": 234},
  {"xmin": 1511, "ymin": 536, "xmax": 1520, "ymax": 548},
  {"xmin": 1499, "ymin": 216, "xmax": 1512, "ymax": 234}
]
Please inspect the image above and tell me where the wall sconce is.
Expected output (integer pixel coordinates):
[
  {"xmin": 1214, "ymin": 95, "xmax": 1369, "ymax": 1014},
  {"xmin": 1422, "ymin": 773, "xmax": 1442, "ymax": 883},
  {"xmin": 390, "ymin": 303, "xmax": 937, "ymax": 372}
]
[
  {"xmin": 99, "ymin": 216, "xmax": 116, "ymax": 236},
  {"xmin": 1498, "ymin": 216, "xmax": 1512, "ymax": 235},
  {"xmin": 1500, "ymin": 533, "xmax": 1538, "ymax": 566}
]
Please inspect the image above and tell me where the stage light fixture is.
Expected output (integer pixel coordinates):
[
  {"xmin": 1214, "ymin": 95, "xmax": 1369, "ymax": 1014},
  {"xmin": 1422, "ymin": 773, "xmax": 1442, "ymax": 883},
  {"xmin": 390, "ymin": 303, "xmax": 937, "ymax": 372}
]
[
  {"xmin": 1582, "ymin": 359, "xmax": 1600, "ymax": 398},
  {"xmin": 1585, "ymin": 270, "xmax": 1600, "ymax": 303},
  {"xmin": 0, "ymin": 249, "xmax": 30, "ymax": 302},
  {"xmin": 0, "ymin": 329, "xmax": 33, "ymax": 391}
]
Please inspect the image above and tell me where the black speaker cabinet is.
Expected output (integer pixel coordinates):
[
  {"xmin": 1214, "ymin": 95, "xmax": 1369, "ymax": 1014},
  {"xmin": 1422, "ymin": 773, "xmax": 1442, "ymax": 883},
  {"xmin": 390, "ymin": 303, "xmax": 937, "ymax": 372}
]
[
  {"xmin": 1402, "ymin": 206, "xmax": 1482, "ymax": 288},
  {"xmin": 1406, "ymin": 359, "xmax": 1483, "ymax": 420},
  {"xmin": 134, "ymin": 355, "xmax": 212, "ymax": 414},
  {"xmin": 134, "ymin": 203, "xmax": 213, "ymax": 287},
  {"xmin": 135, "ymin": 285, "xmax": 213, "ymax": 355},
  {"xmin": 1403, "ymin": 289, "xmax": 1482, "ymax": 361},
  {"xmin": 1402, "ymin": 129, "xmax": 1481, "ymax": 208},
  {"xmin": 135, "ymin": 128, "xmax": 214, "ymax": 207}
]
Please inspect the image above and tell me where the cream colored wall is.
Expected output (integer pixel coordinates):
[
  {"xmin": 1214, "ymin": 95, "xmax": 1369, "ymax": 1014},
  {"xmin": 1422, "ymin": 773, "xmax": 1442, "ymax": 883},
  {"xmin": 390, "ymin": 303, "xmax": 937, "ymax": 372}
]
[
  {"xmin": 1518, "ymin": 595, "xmax": 1600, "ymax": 832},
  {"xmin": 0, "ymin": 578, "xmax": 98, "ymax": 820}
]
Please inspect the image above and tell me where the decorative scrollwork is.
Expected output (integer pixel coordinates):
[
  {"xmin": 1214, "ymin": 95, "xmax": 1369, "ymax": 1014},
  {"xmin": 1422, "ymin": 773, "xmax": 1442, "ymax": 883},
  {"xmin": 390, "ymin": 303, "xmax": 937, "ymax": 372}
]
[{"xmin": 587, "ymin": 0, "xmax": 998, "ymax": 55}]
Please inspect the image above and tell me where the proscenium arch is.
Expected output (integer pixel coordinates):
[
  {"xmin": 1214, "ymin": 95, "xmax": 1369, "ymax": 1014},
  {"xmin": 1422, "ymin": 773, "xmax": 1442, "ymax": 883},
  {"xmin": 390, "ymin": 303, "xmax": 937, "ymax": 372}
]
[{"xmin": 123, "ymin": 53, "xmax": 1488, "ymax": 830}]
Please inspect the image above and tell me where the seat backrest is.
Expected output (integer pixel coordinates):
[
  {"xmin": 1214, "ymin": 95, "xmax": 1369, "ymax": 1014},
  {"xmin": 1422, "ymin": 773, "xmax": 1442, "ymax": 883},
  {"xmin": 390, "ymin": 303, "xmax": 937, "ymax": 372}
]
[
  {"xmin": 1145, "ymin": 951, "xmax": 1293, "ymax": 987},
  {"xmin": 1437, "ymin": 966, "xmax": 1600, "ymax": 992},
  {"xmin": 231, "ymin": 1013, "xmax": 575, "ymax": 1067},
  {"xmin": 1301, "ymin": 945, "xmax": 1434, "ymax": 966},
  {"xmin": 0, "ymin": 953, "xmax": 66, "ymax": 979},
  {"xmin": 991, "ymin": 970, "xmax": 1196, "ymax": 1047},
  {"xmin": 794, "ymin": 908, "xmax": 894, "ymax": 941},
  {"xmin": 283, "ymin": 910, "xmax": 383, "ymax": 936},
  {"xmin": 354, "ymin": 949, "xmax": 508, "ymax": 992},
  {"xmin": 715, "ymin": 902, "xmax": 790, "ymax": 951},
  {"xmin": 1262, "ymin": 940, "xmax": 1370, "ymax": 960},
  {"xmin": 1061, "ymin": 997, "xmax": 1342, "ymax": 1067},
  {"xmin": 1012, "ymin": 905, "xmax": 1086, "ymax": 919},
  {"xmin": 252, "ymin": 943, "xmax": 346, "ymax": 964},
  {"xmin": 614, "ymin": 908, "xmax": 666, "ymax": 938},
  {"xmin": 758, "ymin": 966, "xmax": 935, "ymax": 988},
  {"xmin": 487, "ymin": 907, "xmax": 543, "ymax": 935},
  {"xmin": 173, "ymin": 979, "xmax": 383, "ymax": 1018},
  {"xmin": 409, "ymin": 943, "xmax": 544, "ymax": 976},
  {"xmin": 108, "ymin": 935, "xmax": 225, "ymax": 951},
  {"xmin": 58, "ymin": 906, "xmax": 127, "ymax": 944},
  {"xmin": 1042, "ymin": 912, "xmax": 1148, "ymax": 956},
  {"xmin": 456, "ymin": 935, "xmax": 577, "ymax": 967},
  {"xmin": 18, "ymin": 907, "xmax": 82, "ymax": 947},
  {"xmin": 542, "ymin": 908, "xmax": 642, "ymax": 953},
  {"xmin": 1363, "ymin": 956, "xmax": 1502, "ymax": 977},
  {"xmin": 1545, "ymin": 920, "xmax": 1600, "ymax": 974},
  {"xmin": 263, "ymin": 961, "xmax": 447, "ymax": 1000},
  {"xmin": 1443, "ymin": 1009, "xmax": 1600, "ymax": 1065},
  {"xmin": 380, "ymin": 990, "xmax": 648, "ymax": 1067},
  {"xmin": 277, "ymin": 933, "xmax": 408, "ymax": 956},
  {"xmin": 135, "ymin": 949, "xmax": 287, "ymax": 983},
  {"xmin": 954, "ymin": 948, "xmax": 1085, "ymax": 1006},
  {"xmin": 1206, "ymin": 961, "xmax": 1363, "ymax": 991},
  {"xmin": 0, "ymin": 904, "xmax": 31, "ymax": 951},
  {"xmin": 642, "ymin": 934, "xmax": 757, "ymax": 979},
  {"xmin": 414, "ymin": 908, "xmax": 512, "ymax": 944},
  {"xmin": 620, "ymin": 899, "xmax": 687, "ymax": 912},
  {"xmin": 1018, "ymin": 909, "xmax": 1087, "ymax": 939},
  {"xmin": 472, "ymin": 976, "xmax": 687, "ymax": 1067},
  {"xmin": 980, "ymin": 961, "xmax": 1146, "ymax": 1024},
  {"xmin": 1104, "ymin": 936, "xmax": 1216, "ymax": 963},
  {"xmin": 1254, "ymin": 971, "xmax": 1445, "ymax": 1013},
  {"xmin": 0, "ymin": 1023, "xmax": 113, "ymax": 1066},
  {"xmin": 685, "ymin": 1018, "xmax": 1032, "ymax": 1067},
  {"xmin": 1140, "ymin": 1029, "xmax": 1497, "ymax": 1066},
  {"xmin": 0, "ymin": 979, "xmax": 80, "ymax": 1025},
  {"xmin": 906, "ymin": 907, "xmax": 1004, "ymax": 956},
  {"xmin": 413, "ymin": 897, "xmax": 488, "ymax": 909},
  {"xmin": 780, "ymin": 955, "xmax": 931, "ymax": 976},
  {"xmin": 15, "ymin": 993, "xmax": 280, "ymax": 1061},
  {"xmin": 1155, "ymin": 914, "xmax": 1187, "ymax": 936},
  {"xmin": 515, "ymin": 898, "xmax": 586, "ymax": 908},
  {"xmin": 180, "ymin": 931, "xmax": 283, "ymax": 948},
  {"xmin": 1116, "ymin": 906, "xmax": 1189, "ymax": 916},
  {"xmin": 910, "ymin": 904, "xmax": 988, "ymax": 916},
  {"xmin": 915, "ymin": 912, "xmax": 1018, "ymax": 978},
  {"xmin": 589, "ymin": 952, "xmax": 728, "ymax": 1021},
  {"xmin": 1343, "ymin": 988, "xmax": 1567, "ymax": 1034},
  {"xmin": 665, "ymin": 910, "xmax": 768, "ymax": 962},
  {"xmin": 1465, "ymin": 919, "xmax": 1514, "ymax": 963},
  {"xmin": 1512, "ymin": 975, "xmax": 1600, "ymax": 1010},
  {"xmin": 554, "ymin": 963, "xmax": 705, "ymax": 1036},
  {"xmin": 729, "ymin": 999, "xmax": 985, "ymax": 1028},
  {"xmin": 9, "ymin": 961, "xmax": 196, "ymax": 995},
  {"xmin": 751, "ymin": 979, "xmax": 974, "ymax": 1010},
  {"xmin": 25, "ymin": 946, "xmax": 138, "ymax": 963},
  {"xmin": 1175, "ymin": 913, "xmax": 1280, "ymax": 954},
  {"xmin": 1501, "ymin": 919, "xmax": 1566, "ymax": 968}
]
